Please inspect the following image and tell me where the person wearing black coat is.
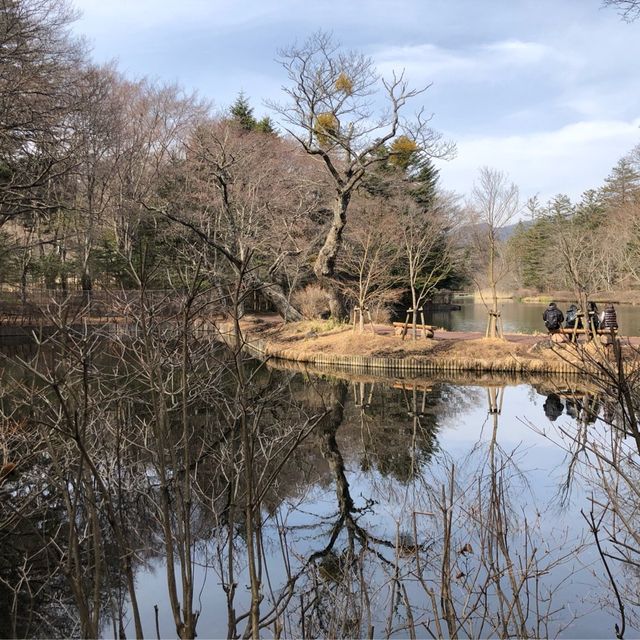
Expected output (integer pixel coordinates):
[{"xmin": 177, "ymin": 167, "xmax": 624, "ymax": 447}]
[
  {"xmin": 564, "ymin": 304, "xmax": 583, "ymax": 329},
  {"xmin": 543, "ymin": 302, "xmax": 564, "ymax": 332},
  {"xmin": 587, "ymin": 301, "xmax": 600, "ymax": 331},
  {"xmin": 600, "ymin": 303, "xmax": 618, "ymax": 331}
]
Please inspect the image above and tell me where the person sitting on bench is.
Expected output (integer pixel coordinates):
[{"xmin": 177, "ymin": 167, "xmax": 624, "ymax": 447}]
[
  {"xmin": 564, "ymin": 304, "xmax": 583, "ymax": 330},
  {"xmin": 543, "ymin": 302, "xmax": 564, "ymax": 333},
  {"xmin": 587, "ymin": 301, "xmax": 600, "ymax": 332},
  {"xmin": 600, "ymin": 303, "xmax": 618, "ymax": 331}
]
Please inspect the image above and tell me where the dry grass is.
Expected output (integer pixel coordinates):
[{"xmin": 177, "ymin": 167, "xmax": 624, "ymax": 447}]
[
  {"xmin": 240, "ymin": 319, "xmax": 570, "ymax": 366},
  {"xmin": 224, "ymin": 316, "xmax": 640, "ymax": 378}
]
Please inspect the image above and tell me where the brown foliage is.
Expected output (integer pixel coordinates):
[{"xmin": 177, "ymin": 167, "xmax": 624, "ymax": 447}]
[{"xmin": 292, "ymin": 284, "xmax": 332, "ymax": 319}]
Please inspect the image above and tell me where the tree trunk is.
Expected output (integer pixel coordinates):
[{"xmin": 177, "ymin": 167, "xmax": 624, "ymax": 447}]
[
  {"xmin": 245, "ymin": 274, "xmax": 302, "ymax": 322},
  {"xmin": 314, "ymin": 192, "xmax": 350, "ymax": 319},
  {"xmin": 327, "ymin": 286, "xmax": 346, "ymax": 320},
  {"xmin": 486, "ymin": 242, "xmax": 501, "ymax": 339},
  {"xmin": 411, "ymin": 288, "xmax": 418, "ymax": 340},
  {"xmin": 20, "ymin": 263, "xmax": 28, "ymax": 304},
  {"xmin": 81, "ymin": 270, "xmax": 92, "ymax": 306}
]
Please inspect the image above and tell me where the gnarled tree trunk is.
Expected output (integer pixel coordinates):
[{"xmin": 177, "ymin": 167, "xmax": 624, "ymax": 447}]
[
  {"xmin": 313, "ymin": 193, "xmax": 351, "ymax": 319},
  {"xmin": 246, "ymin": 274, "xmax": 302, "ymax": 322}
]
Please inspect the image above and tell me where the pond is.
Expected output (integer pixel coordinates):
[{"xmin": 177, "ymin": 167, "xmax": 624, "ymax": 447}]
[
  {"xmin": 1, "ymin": 335, "xmax": 637, "ymax": 639},
  {"xmin": 427, "ymin": 299, "xmax": 640, "ymax": 335}
]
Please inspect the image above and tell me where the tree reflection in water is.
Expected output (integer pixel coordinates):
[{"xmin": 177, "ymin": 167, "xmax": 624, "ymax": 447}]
[{"xmin": 1, "ymin": 326, "xmax": 639, "ymax": 638}]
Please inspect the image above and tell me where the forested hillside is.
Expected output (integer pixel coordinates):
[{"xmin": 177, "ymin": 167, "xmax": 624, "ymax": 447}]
[
  {"xmin": 506, "ymin": 150, "xmax": 640, "ymax": 303},
  {"xmin": 0, "ymin": 5, "xmax": 466, "ymax": 322}
]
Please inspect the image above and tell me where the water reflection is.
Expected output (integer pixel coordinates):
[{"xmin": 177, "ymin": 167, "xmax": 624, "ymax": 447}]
[{"xmin": 0, "ymin": 337, "xmax": 639, "ymax": 638}]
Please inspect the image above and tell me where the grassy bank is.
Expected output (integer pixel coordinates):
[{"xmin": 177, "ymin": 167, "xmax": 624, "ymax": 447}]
[
  {"xmin": 229, "ymin": 318, "xmax": 627, "ymax": 376},
  {"xmin": 516, "ymin": 290, "xmax": 640, "ymax": 305}
]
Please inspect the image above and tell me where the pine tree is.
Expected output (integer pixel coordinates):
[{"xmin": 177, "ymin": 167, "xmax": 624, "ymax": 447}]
[
  {"xmin": 255, "ymin": 116, "xmax": 276, "ymax": 134},
  {"xmin": 229, "ymin": 92, "xmax": 257, "ymax": 131},
  {"xmin": 575, "ymin": 189, "xmax": 605, "ymax": 229},
  {"xmin": 410, "ymin": 158, "xmax": 439, "ymax": 210},
  {"xmin": 525, "ymin": 195, "xmax": 541, "ymax": 221},
  {"xmin": 600, "ymin": 158, "xmax": 640, "ymax": 207},
  {"xmin": 545, "ymin": 194, "xmax": 574, "ymax": 219},
  {"xmin": 508, "ymin": 217, "xmax": 556, "ymax": 291}
]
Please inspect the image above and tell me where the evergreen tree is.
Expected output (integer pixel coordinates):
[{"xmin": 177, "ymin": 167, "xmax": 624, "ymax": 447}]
[
  {"xmin": 574, "ymin": 189, "xmax": 605, "ymax": 229},
  {"xmin": 410, "ymin": 158, "xmax": 439, "ymax": 210},
  {"xmin": 545, "ymin": 194, "xmax": 574, "ymax": 219},
  {"xmin": 229, "ymin": 91, "xmax": 257, "ymax": 131},
  {"xmin": 600, "ymin": 158, "xmax": 640, "ymax": 207},
  {"xmin": 507, "ymin": 215, "xmax": 557, "ymax": 291},
  {"xmin": 525, "ymin": 195, "xmax": 542, "ymax": 221},
  {"xmin": 255, "ymin": 116, "xmax": 276, "ymax": 134}
]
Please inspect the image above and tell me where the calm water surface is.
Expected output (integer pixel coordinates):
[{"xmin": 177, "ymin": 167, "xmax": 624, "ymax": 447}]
[
  {"xmin": 131, "ymin": 370, "xmax": 631, "ymax": 639},
  {"xmin": 1, "ymin": 338, "xmax": 636, "ymax": 639}
]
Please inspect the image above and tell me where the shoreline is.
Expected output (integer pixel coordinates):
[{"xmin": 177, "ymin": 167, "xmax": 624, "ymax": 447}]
[
  {"xmin": 226, "ymin": 317, "xmax": 636, "ymax": 377},
  {"xmin": 456, "ymin": 291, "xmax": 640, "ymax": 306}
]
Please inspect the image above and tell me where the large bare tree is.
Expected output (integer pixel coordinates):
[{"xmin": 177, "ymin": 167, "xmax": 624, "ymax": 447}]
[
  {"xmin": 158, "ymin": 119, "xmax": 329, "ymax": 321},
  {"xmin": 270, "ymin": 31, "xmax": 453, "ymax": 318},
  {"xmin": 0, "ymin": 0, "xmax": 83, "ymax": 227}
]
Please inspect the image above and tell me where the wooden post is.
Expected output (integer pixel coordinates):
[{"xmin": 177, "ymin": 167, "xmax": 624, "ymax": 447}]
[
  {"xmin": 402, "ymin": 308, "xmax": 412, "ymax": 341},
  {"xmin": 366, "ymin": 307, "xmax": 376, "ymax": 334},
  {"xmin": 420, "ymin": 306, "xmax": 427, "ymax": 340}
]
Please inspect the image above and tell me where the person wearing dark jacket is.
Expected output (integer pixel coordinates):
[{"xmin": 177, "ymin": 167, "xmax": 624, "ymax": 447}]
[
  {"xmin": 564, "ymin": 304, "xmax": 582, "ymax": 329},
  {"xmin": 543, "ymin": 393, "xmax": 564, "ymax": 421},
  {"xmin": 600, "ymin": 303, "xmax": 618, "ymax": 331},
  {"xmin": 587, "ymin": 301, "xmax": 600, "ymax": 332},
  {"xmin": 543, "ymin": 302, "xmax": 564, "ymax": 332}
]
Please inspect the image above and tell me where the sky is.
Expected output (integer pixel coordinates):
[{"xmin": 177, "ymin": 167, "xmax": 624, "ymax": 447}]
[{"xmin": 70, "ymin": 0, "xmax": 640, "ymax": 204}]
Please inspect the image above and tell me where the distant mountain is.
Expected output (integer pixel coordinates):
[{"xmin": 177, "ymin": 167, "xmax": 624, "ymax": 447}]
[
  {"xmin": 497, "ymin": 220, "xmax": 532, "ymax": 241},
  {"xmin": 458, "ymin": 220, "xmax": 532, "ymax": 244}
]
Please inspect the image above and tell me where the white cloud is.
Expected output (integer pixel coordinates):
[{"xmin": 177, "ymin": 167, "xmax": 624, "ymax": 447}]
[
  {"xmin": 373, "ymin": 39, "xmax": 556, "ymax": 84},
  {"xmin": 481, "ymin": 39, "xmax": 550, "ymax": 64},
  {"xmin": 73, "ymin": 0, "xmax": 280, "ymax": 34},
  {"xmin": 440, "ymin": 119, "xmax": 640, "ymax": 202}
]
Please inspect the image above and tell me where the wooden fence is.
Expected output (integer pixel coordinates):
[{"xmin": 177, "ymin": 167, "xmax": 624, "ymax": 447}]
[{"xmin": 218, "ymin": 331, "xmax": 597, "ymax": 377}]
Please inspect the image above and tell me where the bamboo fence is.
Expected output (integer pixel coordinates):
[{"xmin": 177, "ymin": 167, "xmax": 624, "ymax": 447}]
[{"xmin": 217, "ymin": 327, "xmax": 616, "ymax": 378}]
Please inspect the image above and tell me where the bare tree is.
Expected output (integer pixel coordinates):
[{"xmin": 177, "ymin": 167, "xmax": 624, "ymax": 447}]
[
  {"xmin": 603, "ymin": 0, "xmax": 640, "ymax": 21},
  {"xmin": 270, "ymin": 31, "xmax": 453, "ymax": 318},
  {"xmin": 0, "ymin": 0, "xmax": 84, "ymax": 229},
  {"xmin": 554, "ymin": 218, "xmax": 604, "ymax": 313},
  {"xmin": 66, "ymin": 64, "xmax": 123, "ymax": 296},
  {"xmin": 398, "ymin": 189, "xmax": 460, "ymax": 336},
  {"xmin": 157, "ymin": 119, "xmax": 328, "ymax": 321},
  {"xmin": 468, "ymin": 167, "xmax": 520, "ymax": 338},
  {"xmin": 340, "ymin": 201, "xmax": 401, "ymax": 331}
]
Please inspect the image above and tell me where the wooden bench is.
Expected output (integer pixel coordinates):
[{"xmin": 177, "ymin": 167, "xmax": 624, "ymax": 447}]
[
  {"xmin": 550, "ymin": 326, "xmax": 618, "ymax": 343},
  {"xmin": 392, "ymin": 322, "xmax": 435, "ymax": 339},
  {"xmin": 554, "ymin": 327, "xmax": 617, "ymax": 335}
]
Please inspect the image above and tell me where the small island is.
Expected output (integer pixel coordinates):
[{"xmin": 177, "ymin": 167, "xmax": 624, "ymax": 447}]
[{"xmin": 222, "ymin": 314, "xmax": 635, "ymax": 377}]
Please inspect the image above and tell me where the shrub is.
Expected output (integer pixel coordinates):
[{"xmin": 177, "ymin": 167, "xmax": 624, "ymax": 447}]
[{"xmin": 292, "ymin": 284, "xmax": 332, "ymax": 319}]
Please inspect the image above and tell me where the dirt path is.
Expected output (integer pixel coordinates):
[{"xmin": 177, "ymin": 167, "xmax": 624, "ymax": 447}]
[{"xmin": 372, "ymin": 324, "xmax": 541, "ymax": 344}]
